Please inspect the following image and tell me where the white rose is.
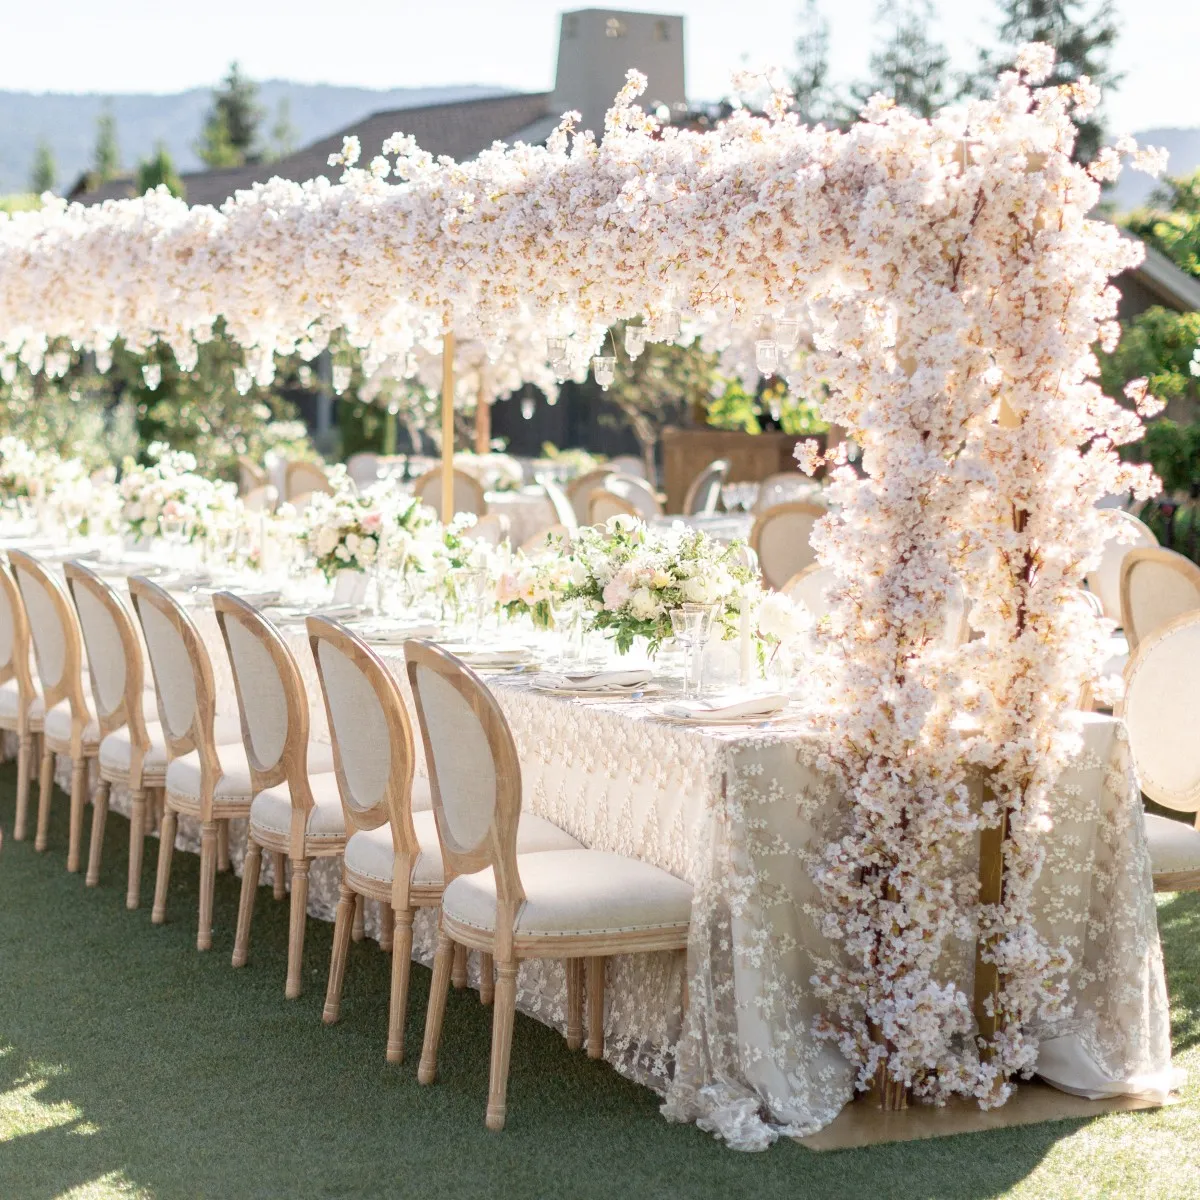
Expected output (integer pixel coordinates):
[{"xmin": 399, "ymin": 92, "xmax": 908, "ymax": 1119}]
[
  {"xmin": 682, "ymin": 576, "xmax": 711, "ymax": 603},
  {"xmin": 315, "ymin": 527, "xmax": 338, "ymax": 557},
  {"xmin": 630, "ymin": 587, "xmax": 661, "ymax": 620}
]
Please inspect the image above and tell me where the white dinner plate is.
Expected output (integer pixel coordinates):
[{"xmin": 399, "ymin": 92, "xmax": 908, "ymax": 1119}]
[{"xmin": 531, "ymin": 682, "xmax": 661, "ymax": 698}]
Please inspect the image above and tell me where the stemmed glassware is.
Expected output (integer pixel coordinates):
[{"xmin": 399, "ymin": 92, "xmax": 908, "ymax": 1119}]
[
  {"xmin": 670, "ymin": 603, "xmax": 718, "ymax": 699},
  {"xmin": 549, "ymin": 594, "xmax": 582, "ymax": 665}
]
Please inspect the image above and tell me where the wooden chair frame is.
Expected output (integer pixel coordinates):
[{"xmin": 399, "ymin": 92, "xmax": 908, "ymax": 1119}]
[
  {"xmin": 237, "ymin": 455, "xmax": 269, "ymax": 495},
  {"xmin": 129, "ymin": 576, "xmax": 251, "ymax": 950},
  {"xmin": 587, "ymin": 489, "xmax": 639, "ymax": 526},
  {"xmin": 749, "ymin": 500, "xmax": 826, "ymax": 591},
  {"xmin": 284, "ymin": 460, "xmax": 333, "ymax": 503},
  {"xmin": 406, "ymin": 639, "xmax": 687, "ymax": 1131},
  {"xmin": 605, "ymin": 473, "xmax": 663, "ymax": 520},
  {"xmin": 565, "ymin": 468, "xmax": 614, "ymax": 525},
  {"xmin": 1119, "ymin": 546, "xmax": 1200, "ymax": 652},
  {"xmin": 682, "ymin": 458, "xmax": 730, "ymax": 517},
  {"xmin": 411, "ymin": 467, "xmax": 487, "ymax": 520},
  {"xmin": 215, "ymin": 593, "xmax": 345, "ymax": 998},
  {"xmin": 64, "ymin": 562, "xmax": 164, "ymax": 905},
  {"xmin": 0, "ymin": 561, "xmax": 41, "ymax": 844},
  {"xmin": 308, "ymin": 616, "xmax": 438, "ymax": 1061},
  {"xmin": 9, "ymin": 550, "xmax": 95, "ymax": 871},
  {"xmin": 537, "ymin": 475, "xmax": 579, "ymax": 533}
]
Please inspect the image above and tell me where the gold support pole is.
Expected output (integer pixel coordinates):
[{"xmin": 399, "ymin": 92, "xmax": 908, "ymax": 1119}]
[
  {"xmin": 474, "ymin": 372, "xmax": 491, "ymax": 456},
  {"xmin": 441, "ymin": 332, "xmax": 456, "ymax": 521}
]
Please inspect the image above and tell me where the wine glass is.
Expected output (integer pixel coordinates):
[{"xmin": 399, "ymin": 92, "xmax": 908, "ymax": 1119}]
[{"xmin": 670, "ymin": 603, "xmax": 718, "ymax": 698}]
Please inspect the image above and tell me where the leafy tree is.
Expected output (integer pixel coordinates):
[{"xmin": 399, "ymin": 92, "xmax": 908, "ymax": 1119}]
[
  {"xmin": 1125, "ymin": 171, "xmax": 1200, "ymax": 279},
  {"xmin": 792, "ymin": 0, "xmax": 835, "ymax": 125},
  {"xmin": 136, "ymin": 144, "xmax": 186, "ymax": 199},
  {"xmin": 197, "ymin": 62, "xmax": 264, "ymax": 167},
  {"xmin": 29, "ymin": 139, "xmax": 56, "ymax": 194},
  {"xmin": 93, "ymin": 105, "xmax": 121, "ymax": 181},
  {"xmin": 269, "ymin": 97, "xmax": 298, "ymax": 160},
  {"xmin": 850, "ymin": 0, "xmax": 952, "ymax": 119},
  {"xmin": 979, "ymin": 0, "xmax": 1121, "ymax": 163}
]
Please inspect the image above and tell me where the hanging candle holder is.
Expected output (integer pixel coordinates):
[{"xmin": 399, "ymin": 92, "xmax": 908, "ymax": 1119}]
[
  {"xmin": 592, "ymin": 355, "xmax": 617, "ymax": 390},
  {"xmin": 546, "ymin": 336, "xmax": 568, "ymax": 366},
  {"xmin": 656, "ymin": 309, "xmax": 682, "ymax": 342},
  {"xmin": 331, "ymin": 363, "xmax": 352, "ymax": 395},
  {"xmin": 624, "ymin": 324, "xmax": 648, "ymax": 359},
  {"xmin": 755, "ymin": 339, "xmax": 780, "ymax": 376},
  {"xmin": 521, "ymin": 396, "xmax": 536, "ymax": 420},
  {"xmin": 233, "ymin": 366, "xmax": 253, "ymax": 395},
  {"xmin": 141, "ymin": 363, "xmax": 162, "ymax": 391},
  {"xmin": 775, "ymin": 318, "xmax": 800, "ymax": 351}
]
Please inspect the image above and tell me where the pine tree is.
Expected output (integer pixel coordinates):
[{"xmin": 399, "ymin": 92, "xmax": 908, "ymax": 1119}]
[
  {"xmin": 196, "ymin": 61, "xmax": 264, "ymax": 167},
  {"xmin": 793, "ymin": 0, "xmax": 834, "ymax": 125},
  {"xmin": 136, "ymin": 143, "xmax": 186, "ymax": 199},
  {"xmin": 29, "ymin": 139, "xmax": 57, "ymax": 194},
  {"xmin": 851, "ymin": 0, "xmax": 952, "ymax": 119},
  {"xmin": 981, "ymin": 0, "xmax": 1121, "ymax": 163},
  {"xmin": 93, "ymin": 105, "xmax": 121, "ymax": 181}
]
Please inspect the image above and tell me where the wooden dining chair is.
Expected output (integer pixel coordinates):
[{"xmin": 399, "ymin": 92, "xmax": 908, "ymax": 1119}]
[
  {"xmin": 310, "ymin": 618, "xmax": 577, "ymax": 1063},
  {"xmin": 214, "ymin": 593, "xmax": 340, "ymax": 997},
  {"xmin": 750, "ymin": 501, "xmax": 825, "ymax": 591},
  {"xmin": 238, "ymin": 456, "xmax": 269, "ymax": 495},
  {"xmin": 65, "ymin": 562, "xmax": 173, "ymax": 904},
  {"xmin": 9, "ymin": 550, "xmax": 99, "ymax": 871},
  {"xmin": 587, "ymin": 488, "xmax": 640, "ymax": 526},
  {"xmin": 0, "ymin": 561, "xmax": 41, "ymax": 843},
  {"xmin": 129, "ymin": 576, "xmax": 254, "ymax": 951},
  {"xmin": 1119, "ymin": 547, "xmax": 1200, "ymax": 653},
  {"xmin": 605, "ymin": 474, "xmax": 662, "ymax": 520},
  {"xmin": 411, "ymin": 467, "xmax": 487, "ymax": 521},
  {"xmin": 1086, "ymin": 510, "xmax": 1157, "ymax": 624},
  {"xmin": 682, "ymin": 459, "xmax": 729, "ymax": 516},
  {"xmin": 285, "ymin": 460, "xmax": 334, "ymax": 505},
  {"xmin": 565, "ymin": 469, "xmax": 614, "ymax": 525},
  {"xmin": 537, "ymin": 476, "xmax": 579, "ymax": 533},
  {"xmin": 406, "ymin": 639, "xmax": 692, "ymax": 1130},
  {"xmin": 1120, "ymin": 609, "xmax": 1200, "ymax": 891}
]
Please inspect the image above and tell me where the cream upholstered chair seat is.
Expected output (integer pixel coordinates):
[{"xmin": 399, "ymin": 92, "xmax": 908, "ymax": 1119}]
[
  {"xmin": 345, "ymin": 808, "xmax": 580, "ymax": 889},
  {"xmin": 1142, "ymin": 813, "xmax": 1200, "ymax": 880},
  {"xmin": 96, "ymin": 713, "xmax": 243, "ymax": 778},
  {"xmin": 249, "ymin": 770, "xmax": 346, "ymax": 841},
  {"xmin": 167, "ymin": 740, "xmax": 336, "ymax": 805},
  {"xmin": 42, "ymin": 688, "xmax": 160, "ymax": 746},
  {"xmin": 443, "ymin": 849, "xmax": 692, "ymax": 939},
  {"xmin": 0, "ymin": 678, "xmax": 24, "ymax": 720}
]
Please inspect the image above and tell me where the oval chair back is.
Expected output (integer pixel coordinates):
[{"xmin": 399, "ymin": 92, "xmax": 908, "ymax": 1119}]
[
  {"xmin": 750, "ymin": 502, "xmax": 825, "ymax": 591},
  {"xmin": 588, "ymin": 488, "xmax": 639, "ymax": 526},
  {"xmin": 8, "ymin": 550, "xmax": 88, "ymax": 729},
  {"xmin": 238, "ymin": 456, "xmax": 268, "ymax": 495},
  {"xmin": 405, "ymin": 640, "xmax": 525, "ymax": 918},
  {"xmin": 470, "ymin": 514, "xmax": 511, "ymax": 547},
  {"xmin": 606, "ymin": 473, "xmax": 661, "ymax": 520},
  {"xmin": 64, "ymin": 561, "xmax": 149, "ymax": 748},
  {"xmin": 1087, "ymin": 510, "xmax": 1157, "ymax": 623},
  {"xmin": 285, "ymin": 461, "xmax": 333, "ymax": 504},
  {"xmin": 1119, "ymin": 547, "xmax": 1200, "ymax": 652},
  {"xmin": 683, "ymin": 459, "xmax": 730, "ymax": 516},
  {"xmin": 213, "ymin": 593, "xmax": 312, "ymax": 820},
  {"xmin": 346, "ymin": 452, "xmax": 382, "ymax": 488},
  {"xmin": 566, "ymin": 469, "xmax": 614, "ymax": 525},
  {"xmin": 412, "ymin": 467, "xmax": 487, "ymax": 521},
  {"xmin": 308, "ymin": 617, "xmax": 419, "ymax": 853},
  {"xmin": 538, "ymin": 475, "xmax": 579, "ymax": 533},
  {"xmin": 783, "ymin": 563, "xmax": 835, "ymax": 621},
  {"xmin": 0, "ymin": 560, "xmax": 36, "ymax": 727}
]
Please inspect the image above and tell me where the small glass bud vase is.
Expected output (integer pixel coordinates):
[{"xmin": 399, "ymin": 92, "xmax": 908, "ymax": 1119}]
[
  {"xmin": 141, "ymin": 363, "xmax": 162, "ymax": 391},
  {"xmin": 774, "ymin": 319, "xmax": 800, "ymax": 351},
  {"xmin": 624, "ymin": 324, "xmax": 648, "ymax": 359},
  {"xmin": 592, "ymin": 355, "xmax": 617, "ymax": 390},
  {"xmin": 755, "ymin": 339, "xmax": 779, "ymax": 376},
  {"xmin": 546, "ymin": 335, "xmax": 567, "ymax": 366}
]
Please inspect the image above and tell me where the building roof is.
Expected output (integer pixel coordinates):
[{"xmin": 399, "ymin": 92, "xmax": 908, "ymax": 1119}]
[{"xmin": 74, "ymin": 90, "xmax": 554, "ymax": 209}]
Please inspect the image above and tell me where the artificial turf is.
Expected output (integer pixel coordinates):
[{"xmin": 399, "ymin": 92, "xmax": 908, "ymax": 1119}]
[{"xmin": 0, "ymin": 761, "xmax": 1197, "ymax": 1200}]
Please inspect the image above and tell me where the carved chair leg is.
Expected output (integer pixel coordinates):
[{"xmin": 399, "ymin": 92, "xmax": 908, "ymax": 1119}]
[
  {"xmin": 323, "ymin": 877, "xmax": 355, "ymax": 1025},
  {"xmin": 451, "ymin": 942, "xmax": 468, "ymax": 989},
  {"xmin": 34, "ymin": 739, "xmax": 54, "ymax": 852},
  {"xmin": 418, "ymin": 928, "xmax": 455, "ymax": 1085},
  {"xmin": 152, "ymin": 808, "xmax": 177, "ymax": 924},
  {"xmin": 285, "ymin": 857, "xmax": 310, "ymax": 999},
  {"xmin": 232, "ymin": 837, "xmax": 262, "ymax": 968},
  {"xmin": 272, "ymin": 851, "xmax": 287, "ymax": 901},
  {"xmin": 13, "ymin": 731, "xmax": 33, "ymax": 841},
  {"xmin": 379, "ymin": 900, "xmax": 394, "ymax": 953},
  {"xmin": 479, "ymin": 952, "xmax": 495, "ymax": 1007},
  {"xmin": 351, "ymin": 892, "xmax": 365, "ymax": 942},
  {"xmin": 587, "ymin": 956, "xmax": 606, "ymax": 1060},
  {"xmin": 197, "ymin": 820, "xmax": 218, "ymax": 951},
  {"xmin": 126, "ymin": 788, "xmax": 146, "ymax": 909},
  {"xmin": 66, "ymin": 756, "xmax": 88, "ymax": 872},
  {"xmin": 386, "ymin": 908, "xmax": 415, "ymax": 1063},
  {"xmin": 216, "ymin": 819, "xmax": 231, "ymax": 873},
  {"xmin": 85, "ymin": 778, "xmax": 110, "ymax": 886},
  {"xmin": 566, "ymin": 959, "xmax": 584, "ymax": 1050},
  {"xmin": 486, "ymin": 960, "xmax": 519, "ymax": 1131}
]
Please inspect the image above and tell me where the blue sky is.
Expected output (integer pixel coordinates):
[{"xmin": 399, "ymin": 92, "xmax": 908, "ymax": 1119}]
[{"xmin": 3, "ymin": 0, "xmax": 1196, "ymax": 132}]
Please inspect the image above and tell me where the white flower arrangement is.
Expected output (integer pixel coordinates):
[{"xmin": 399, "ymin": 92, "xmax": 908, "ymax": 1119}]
[
  {"xmin": 301, "ymin": 482, "xmax": 434, "ymax": 579},
  {"xmin": 117, "ymin": 444, "xmax": 237, "ymax": 543},
  {"xmin": 0, "ymin": 435, "xmax": 54, "ymax": 502}
]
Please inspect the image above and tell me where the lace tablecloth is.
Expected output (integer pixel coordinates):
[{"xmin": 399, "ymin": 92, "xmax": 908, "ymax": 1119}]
[{"xmin": 27, "ymin": 590, "xmax": 1175, "ymax": 1150}]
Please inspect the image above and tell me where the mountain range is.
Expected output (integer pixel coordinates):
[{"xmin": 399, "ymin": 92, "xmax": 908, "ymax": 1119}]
[{"xmin": 0, "ymin": 81, "xmax": 512, "ymax": 195}]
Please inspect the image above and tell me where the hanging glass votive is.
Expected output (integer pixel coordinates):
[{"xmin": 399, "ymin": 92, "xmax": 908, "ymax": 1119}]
[
  {"xmin": 141, "ymin": 363, "xmax": 162, "ymax": 391},
  {"xmin": 592, "ymin": 355, "xmax": 616, "ymax": 390},
  {"xmin": 521, "ymin": 396, "xmax": 536, "ymax": 420},
  {"xmin": 546, "ymin": 336, "xmax": 567, "ymax": 366},
  {"xmin": 233, "ymin": 366, "xmax": 253, "ymax": 395},
  {"xmin": 332, "ymin": 363, "xmax": 352, "ymax": 395},
  {"xmin": 775, "ymin": 319, "xmax": 800, "ymax": 351},
  {"xmin": 656, "ymin": 309, "xmax": 681, "ymax": 341},
  {"xmin": 624, "ymin": 324, "xmax": 648, "ymax": 359},
  {"xmin": 755, "ymin": 339, "xmax": 779, "ymax": 376}
]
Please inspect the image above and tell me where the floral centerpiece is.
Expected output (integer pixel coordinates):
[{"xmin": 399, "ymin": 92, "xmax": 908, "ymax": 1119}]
[
  {"xmin": 118, "ymin": 444, "xmax": 237, "ymax": 543},
  {"xmin": 0, "ymin": 435, "xmax": 54, "ymax": 502},
  {"xmin": 565, "ymin": 516, "xmax": 752, "ymax": 653},
  {"xmin": 302, "ymin": 484, "xmax": 434, "ymax": 579},
  {"xmin": 495, "ymin": 542, "xmax": 579, "ymax": 629}
]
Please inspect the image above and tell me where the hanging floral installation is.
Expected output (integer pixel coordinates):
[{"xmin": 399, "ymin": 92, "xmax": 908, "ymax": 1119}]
[{"xmin": 0, "ymin": 45, "xmax": 1170, "ymax": 1110}]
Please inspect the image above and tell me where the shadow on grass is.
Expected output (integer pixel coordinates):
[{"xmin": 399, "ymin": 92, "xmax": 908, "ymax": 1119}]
[
  {"xmin": 1156, "ymin": 890, "xmax": 1200, "ymax": 1054},
  {"xmin": 0, "ymin": 763, "xmax": 1123, "ymax": 1200}
]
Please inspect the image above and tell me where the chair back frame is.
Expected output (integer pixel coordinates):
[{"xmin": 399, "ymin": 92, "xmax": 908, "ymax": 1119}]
[
  {"xmin": 566, "ymin": 468, "xmax": 614, "ymax": 524},
  {"xmin": 9, "ymin": 550, "xmax": 90, "ymax": 750},
  {"xmin": 538, "ymin": 475, "xmax": 579, "ymax": 532},
  {"xmin": 749, "ymin": 500, "xmax": 826, "ymax": 591},
  {"xmin": 0, "ymin": 561, "xmax": 37, "ymax": 735},
  {"xmin": 63, "ymin": 561, "xmax": 150, "ymax": 754},
  {"xmin": 285, "ymin": 460, "xmax": 333, "ymax": 502},
  {"xmin": 309, "ymin": 618, "xmax": 423, "ymax": 900},
  {"xmin": 405, "ymin": 639, "xmax": 525, "ymax": 960},
  {"xmin": 1119, "ymin": 546, "xmax": 1200, "ymax": 652},
  {"xmin": 411, "ymin": 467, "xmax": 487, "ymax": 520},
  {"xmin": 128, "ymin": 576, "xmax": 220, "ymax": 806},
  {"xmin": 683, "ymin": 459, "xmax": 730, "ymax": 516},
  {"xmin": 588, "ymin": 489, "xmax": 639, "ymax": 526},
  {"xmin": 215, "ymin": 593, "xmax": 314, "ymax": 849}
]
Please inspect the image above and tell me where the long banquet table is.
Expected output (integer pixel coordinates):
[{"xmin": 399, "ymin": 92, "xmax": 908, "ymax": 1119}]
[{"xmin": 14, "ymin": 550, "xmax": 1178, "ymax": 1150}]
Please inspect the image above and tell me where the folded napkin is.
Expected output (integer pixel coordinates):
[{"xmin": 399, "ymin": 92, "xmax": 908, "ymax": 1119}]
[
  {"xmin": 659, "ymin": 691, "xmax": 790, "ymax": 722},
  {"xmin": 532, "ymin": 668, "xmax": 652, "ymax": 692},
  {"xmin": 232, "ymin": 588, "xmax": 283, "ymax": 607},
  {"xmin": 437, "ymin": 643, "xmax": 532, "ymax": 667},
  {"xmin": 356, "ymin": 622, "xmax": 439, "ymax": 644}
]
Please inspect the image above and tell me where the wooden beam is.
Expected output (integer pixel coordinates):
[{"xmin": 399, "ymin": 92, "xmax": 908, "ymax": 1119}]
[{"xmin": 441, "ymin": 333, "xmax": 456, "ymax": 521}]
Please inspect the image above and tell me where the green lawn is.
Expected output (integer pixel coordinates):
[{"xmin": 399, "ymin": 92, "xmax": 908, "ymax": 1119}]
[{"xmin": 0, "ymin": 762, "xmax": 1196, "ymax": 1200}]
